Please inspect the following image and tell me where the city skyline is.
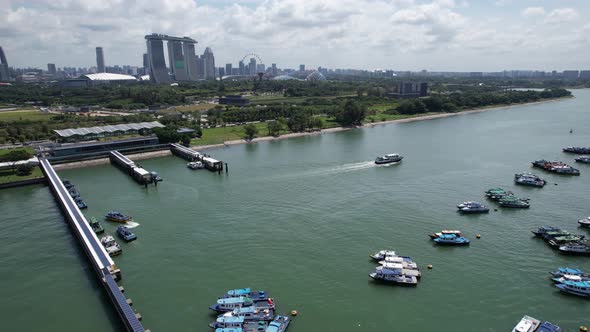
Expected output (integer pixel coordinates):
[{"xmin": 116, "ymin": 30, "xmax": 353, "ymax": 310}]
[{"xmin": 1, "ymin": 0, "xmax": 589, "ymax": 71}]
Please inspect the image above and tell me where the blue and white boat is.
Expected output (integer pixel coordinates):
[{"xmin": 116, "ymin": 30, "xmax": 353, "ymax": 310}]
[
  {"xmin": 210, "ymin": 296, "xmax": 254, "ymax": 312},
  {"xmin": 116, "ymin": 226, "xmax": 136, "ymax": 242},
  {"xmin": 219, "ymin": 306, "xmax": 275, "ymax": 322},
  {"xmin": 375, "ymin": 153, "xmax": 403, "ymax": 165},
  {"xmin": 210, "ymin": 315, "xmax": 245, "ymax": 329},
  {"xmin": 578, "ymin": 217, "xmax": 590, "ymax": 228},
  {"xmin": 512, "ymin": 315, "xmax": 540, "ymax": 332},
  {"xmin": 215, "ymin": 328, "xmax": 243, "ymax": 332},
  {"xmin": 223, "ymin": 288, "xmax": 268, "ymax": 302},
  {"xmin": 369, "ymin": 250, "xmax": 413, "ymax": 262},
  {"xmin": 378, "ymin": 255, "xmax": 419, "ymax": 270},
  {"xmin": 369, "ymin": 265, "xmax": 418, "ymax": 286},
  {"xmin": 265, "ymin": 315, "xmax": 290, "ymax": 332},
  {"xmin": 550, "ymin": 267, "xmax": 586, "ymax": 278},
  {"xmin": 377, "ymin": 263, "xmax": 421, "ymax": 279},
  {"xmin": 514, "ymin": 172, "xmax": 546, "ymax": 187},
  {"xmin": 537, "ymin": 321, "xmax": 564, "ymax": 332},
  {"xmin": 551, "ymin": 274, "xmax": 589, "ymax": 284},
  {"xmin": 432, "ymin": 233, "xmax": 470, "ymax": 245},
  {"xmin": 554, "ymin": 280, "xmax": 590, "ymax": 298}
]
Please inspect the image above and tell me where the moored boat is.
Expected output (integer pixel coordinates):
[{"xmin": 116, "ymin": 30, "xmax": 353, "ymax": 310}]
[
  {"xmin": 68, "ymin": 188, "xmax": 80, "ymax": 198},
  {"xmin": 100, "ymin": 235, "xmax": 122, "ymax": 256},
  {"xmin": 88, "ymin": 217, "xmax": 104, "ymax": 234},
  {"xmin": 75, "ymin": 197, "xmax": 87, "ymax": 209},
  {"xmin": 575, "ymin": 156, "xmax": 590, "ymax": 163},
  {"xmin": 105, "ymin": 211, "xmax": 132, "ymax": 223},
  {"xmin": 378, "ymin": 255, "xmax": 419, "ymax": 270},
  {"xmin": 578, "ymin": 217, "xmax": 590, "ymax": 228},
  {"xmin": 187, "ymin": 161, "xmax": 204, "ymax": 169},
  {"xmin": 210, "ymin": 296, "xmax": 254, "ymax": 312},
  {"xmin": 536, "ymin": 321, "xmax": 564, "ymax": 332},
  {"xmin": 374, "ymin": 153, "xmax": 403, "ymax": 165},
  {"xmin": 514, "ymin": 172, "xmax": 546, "ymax": 187},
  {"xmin": 485, "ymin": 188, "xmax": 513, "ymax": 201},
  {"xmin": 116, "ymin": 225, "xmax": 137, "ymax": 242},
  {"xmin": 223, "ymin": 288, "xmax": 268, "ymax": 302},
  {"xmin": 457, "ymin": 201, "xmax": 489, "ymax": 213},
  {"xmin": 369, "ymin": 250, "xmax": 413, "ymax": 262},
  {"xmin": 554, "ymin": 280, "xmax": 590, "ymax": 298},
  {"xmin": 429, "ymin": 230, "xmax": 462, "ymax": 239},
  {"xmin": 558, "ymin": 243, "xmax": 590, "ymax": 255},
  {"xmin": 532, "ymin": 159, "xmax": 580, "ymax": 175},
  {"xmin": 265, "ymin": 315, "xmax": 290, "ymax": 332},
  {"xmin": 550, "ymin": 267, "xmax": 586, "ymax": 278},
  {"xmin": 369, "ymin": 264, "xmax": 418, "ymax": 286},
  {"xmin": 219, "ymin": 306, "xmax": 275, "ymax": 322},
  {"xmin": 512, "ymin": 315, "xmax": 541, "ymax": 332},
  {"xmin": 62, "ymin": 180, "xmax": 74, "ymax": 189},
  {"xmin": 551, "ymin": 274, "xmax": 589, "ymax": 284},
  {"xmin": 563, "ymin": 147, "xmax": 590, "ymax": 154},
  {"xmin": 150, "ymin": 171, "xmax": 163, "ymax": 182},
  {"xmin": 532, "ymin": 226, "xmax": 561, "ymax": 237},
  {"xmin": 498, "ymin": 196, "xmax": 530, "ymax": 208},
  {"xmin": 377, "ymin": 263, "xmax": 421, "ymax": 278},
  {"xmin": 432, "ymin": 233, "xmax": 470, "ymax": 245}
]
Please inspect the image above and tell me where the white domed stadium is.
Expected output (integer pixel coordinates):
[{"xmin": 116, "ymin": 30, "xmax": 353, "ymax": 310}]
[{"xmin": 305, "ymin": 71, "xmax": 326, "ymax": 81}]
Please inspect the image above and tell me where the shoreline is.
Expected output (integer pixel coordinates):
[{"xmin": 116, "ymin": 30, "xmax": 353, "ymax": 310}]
[
  {"xmin": 44, "ymin": 96, "xmax": 569, "ymax": 171},
  {"xmin": 191, "ymin": 96, "xmax": 570, "ymax": 151}
]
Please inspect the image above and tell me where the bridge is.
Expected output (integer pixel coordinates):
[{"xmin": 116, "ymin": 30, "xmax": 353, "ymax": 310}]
[{"xmin": 39, "ymin": 158, "xmax": 147, "ymax": 332}]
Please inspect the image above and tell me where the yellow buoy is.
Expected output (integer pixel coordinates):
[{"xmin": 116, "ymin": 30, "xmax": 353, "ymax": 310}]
[
  {"xmin": 580, "ymin": 326, "xmax": 588, "ymax": 332},
  {"xmin": 427, "ymin": 264, "xmax": 433, "ymax": 269},
  {"xmin": 291, "ymin": 310, "xmax": 298, "ymax": 316},
  {"xmin": 476, "ymin": 234, "xmax": 481, "ymax": 239}
]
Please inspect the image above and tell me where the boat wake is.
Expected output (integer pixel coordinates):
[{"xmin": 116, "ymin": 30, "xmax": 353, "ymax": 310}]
[
  {"xmin": 299, "ymin": 161, "xmax": 376, "ymax": 178},
  {"xmin": 125, "ymin": 221, "xmax": 140, "ymax": 228},
  {"xmin": 375, "ymin": 161, "xmax": 401, "ymax": 167}
]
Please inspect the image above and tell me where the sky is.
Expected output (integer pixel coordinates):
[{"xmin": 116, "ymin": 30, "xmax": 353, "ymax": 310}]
[{"xmin": 0, "ymin": 0, "xmax": 589, "ymax": 71}]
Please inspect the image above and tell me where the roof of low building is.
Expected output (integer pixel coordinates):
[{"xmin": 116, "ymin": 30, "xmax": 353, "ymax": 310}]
[
  {"xmin": 54, "ymin": 121, "xmax": 165, "ymax": 138},
  {"xmin": 84, "ymin": 73, "xmax": 138, "ymax": 81}
]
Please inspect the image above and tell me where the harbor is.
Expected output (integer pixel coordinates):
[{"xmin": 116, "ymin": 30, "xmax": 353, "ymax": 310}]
[{"xmin": 2, "ymin": 90, "xmax": 590, "ymax": 331}]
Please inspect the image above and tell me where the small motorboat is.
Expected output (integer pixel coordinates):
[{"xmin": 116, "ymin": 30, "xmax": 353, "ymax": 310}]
[
  {"xmin": 105, "ymin": 211, "xmax": 132, "ymax": 223},
  {"xmin": 116, "ymin": 225, "xmax": 137, "ymax": 242},
  {"xmin": 369, "ymin": 250, "xmax": 413, "ymax": 262},
  {"xmin": 187, "ymin": 161, "xmax": 204, "ymax": 169},
  {"xmin": 429, "ymin": 230, "xmax": 462, "ymax": 239},
  {"xmin": 563, "ymin": 147, "xmax": 590, "ymax": 154},
  {"xmin": 485, "ymin": 188, "xmax": 513, "ymax": 201},
  {"xmin": 265, "ymin": 315, "xmax": 290, "ymax": 332},
  {"xmin": 88, "ymin": 217, "xmax": 104, "ymax": 234},
  {"xmin": 457, "ymin": 201, "xmax": 489, "ymax": 214},
  {"xmin": 512, "ymin": 315, "xmax": 540, "ymax": 332},
  {"xmin": 514, "ymin": 172, "xmax": 546, "ymax": 187},
  {"xmin": 558, "ymin": 243, "xmax": 590, "ymax": 255},
  {"xmin": 378, "ymin": 255, "xmax": 419, "ymax": 270},
  {"xmin": 536, "ymin": 321, "xmax": 564, "ymax": 332},
  {"xmin": 62, "ymin": 180, "xmax": 74, "ymax": 189},
  {"xmin": 150, "ymin": 171, "xmax": 163, "ymax": 182},
  {"xmin": 498, "ymin": 196, "xmax": 530, "ymax": 208},
  {"xmin": 375, "ymin": 153, "xmax": 403, "ymax": 165},
  {"xmin": 74, "ymin": 197, "xmax": 87, "ymax": 209},
  {"xmin": 68, "ymin": 188, "xmax": 80, "ymax": 198},
  {"xmin": 209, "ymin": 296, "xmax": 254, "ymax": 313},
  {"xmin": 369, "ymin": 266, "xmax": 418, "ymax": 286},
  {"xmin": 578, "ymin": 217, "xmax": 590, "ymax": 228},
  {"xmin": 432, "ymin": 233, "xmax": 470, "ymax": 245},
  {"xmin": 532, "ymin": 226, "xmax": 561, "ymax": 237},
  {"xmin": 100, "ymin": 235, "xmax": 122, "ymax": 256}
]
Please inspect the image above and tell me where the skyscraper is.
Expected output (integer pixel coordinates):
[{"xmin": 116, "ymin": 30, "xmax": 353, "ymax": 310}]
[
  {"xmin": 183, "ymin": 42, "xmax": 198, "ymax": 81},
  {"xmin": 96, "ymin": 47, "xmax": 105, "ymax": 72},
  {"xmin": 142, "ymin": 53, "xmax": 150, "ymax": 74},
  {"xmin": 47, "ymin": 63, "xmax": 57, "ymax": 75},
  {"xmin": 0, "ymin": 46, "xmax": 9, "ymax": 81},
  {"xmin": 202, "ymin": 47, "xmax": 215, "ymax": 79},
  {"xmin": 196, "ymin": 56, "xmax": 205, "ymax": 79},
  {"xmin": 225, "ymin": 63, "xmax": 232, "ymax": 77},
  {"xmin": 249, "ymin": 58, "xmax": 257, "ymax": 75},
  {"xmin": 145, "ymin": 33, "xmax": 197, "ymax": 83},
  {"xmin": 299, "ymin": 64, "xmax": 305, "ymax": 72},
  {"xmin": 145, "ymin": 38, "xmax": 170, "ymax": 83},
  {"xmin": 271, "ymin": 63, "xmax": 278, "ymax": 76},
  {"xmin": 238, "ymin": 61, "xmax": 245, "ymax": 75}
]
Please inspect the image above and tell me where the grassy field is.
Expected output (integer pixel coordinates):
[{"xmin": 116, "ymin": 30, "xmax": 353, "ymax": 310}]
[
  {"xmin": 0, "ymin": 110, "xmax": 51, "ymax": 122},
  {"xmin": 0, "ymin": 167, "xmax": 44, "ymax": 184},
  {"xmin": 167, "ymin": 104, "xmax": 217, "ymax": 113},
  {"xmin": 193, "ymin": 122, "xmax": 275, "ymax": 146},
  {"xmin": 0, "ymin": 147, "xmax": 35, "ymax": 157}
]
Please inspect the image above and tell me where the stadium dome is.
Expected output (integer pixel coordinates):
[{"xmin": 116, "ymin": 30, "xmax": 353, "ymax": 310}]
[
  {"xmin": 271, "ymin": 75, "xmax": 300, "ymax": 81},
  {"xmin": 84, "ymin": 73, "xmax": 138, "ymax": 81},
  {"xmin": 305, "ymin": 71, "xmax": 326, "ymax": 81}
]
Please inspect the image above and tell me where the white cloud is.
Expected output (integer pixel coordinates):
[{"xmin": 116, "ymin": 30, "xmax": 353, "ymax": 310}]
[
  {"xmin": 521, "ymin": 7, "xmax": 545, "ymax": 18},
  {"xmin": 545, "ymin": 8, "xmax": 579, "ymax": 24},
  {"xmin": 0, "ymin": 0, "xmax": 588, "ymax": 71}
]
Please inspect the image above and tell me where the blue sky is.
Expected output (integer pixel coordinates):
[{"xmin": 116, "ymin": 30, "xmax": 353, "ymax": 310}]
[{"xmin": 0, "ymin": 0, "xmax": 589, "ymax": 71}]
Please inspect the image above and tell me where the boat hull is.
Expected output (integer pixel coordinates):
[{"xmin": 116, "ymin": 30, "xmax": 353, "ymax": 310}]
[{"xmin": 555, "ymin": 284, "xmax": 590, "ymax": 297}]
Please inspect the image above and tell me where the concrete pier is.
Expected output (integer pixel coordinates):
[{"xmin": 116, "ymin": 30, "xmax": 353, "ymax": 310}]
[
  {"xmin": 39, "ymin": 158, "xmax": 146, "ymax": 332},
  {"xmin": 170, "ymin": 143, "xmax": 224, "ymax": 172},
  {"xmin": 109, "ymin": 150, "xmax": 154, "ymax": 185}
]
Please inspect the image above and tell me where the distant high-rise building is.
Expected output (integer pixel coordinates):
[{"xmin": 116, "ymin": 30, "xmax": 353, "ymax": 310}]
[
  {"xmin": 218, "ymin": 67, "xmax": 225, "ymax": 77},
  {"xmin": 145, "ymin": 33, "xmax": 197, "ymax": 83},
  {"xmin": 47, "ymin": 63, "xmax": 57, "ymax": 75},
  {"xmin": 0, "ymin": 46, "xmax": 9, "ymax": 81},
  {"xmin": 145, "ymin": 38, "xmax": 170, "ymax": 84},
  {"xmin": 225, "ymin": 63, "xmax": 232, "ymax": 77},
  {"xmin": 168, "ymin": 41, "xmax": 189, "ymax": 81},
  {"xmin": 196, "ymin": 56, "xmax": 205, "ymax": 79},
  {"xmin": 299, "ymin": 64, "xmax": 305, "ymax": 72},
  {"xmin": 202, "ymin": 47, "xmax": 215, "ymax": 79},
  {"xmin": 257, "ymin": 63, "xmax": 265, "ymax": 73},
  {"xmin": 182, "ymin": 42, "xmax": 198, "ymax": 81},
  {"xmin": 96, "ymin": 47, "xmax": 105, "ymax": 72},
  {"xmin": 271, "ymin": 63, "xmax": 278, "ymax": 76},
  {"xmin": 142, "ymin": 53, "xmax": 149, "ymax": 74},
  {"xmin": 239, "ymin": 61, "xmax": 245, "ymax": 75},
  {"xmin": 563, "ymin": 70, "xmax": 580, "ymax": 80},
  {"xmin": 249, "ymin": 58, "xmax": 256, "ymax": 75}
]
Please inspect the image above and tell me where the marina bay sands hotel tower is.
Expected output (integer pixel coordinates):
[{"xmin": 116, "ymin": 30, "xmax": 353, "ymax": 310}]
[{"xmin": 145, "ymin": 33, "xmax": 199, "ymax": 84}]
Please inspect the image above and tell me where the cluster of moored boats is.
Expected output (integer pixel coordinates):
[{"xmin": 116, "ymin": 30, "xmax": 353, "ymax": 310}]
[
  {"xmin": 512, "ymin": 315, "xmax": 563, "ymax": 332},
  {"xmin": 368, "ymin": 250, "xmax": 421, "ymax": 286},
  {"xmin": 62, "ymin": 180, "xmax": 88, "ymax": 209},
  {"xmin": 532, "ymin": 160, "xmax": 580, "ymax": 175},
  {"xmin": 485, "ymin": 188, "xmax": 530, "ymax": 208},
  {"xmin": 209, "ymin": 287, "xmax": 291, "ymax": 331},
  {"xmin": 550, "ymin": 267, "xmax": 590, "ymax": 298},
  {"xmin": 532, "ymin": 227, "xmax": 589, "ymax": 255},
  {"xmin": 97, "ymin": 211, "xmax": 137, "ymax": 257}
]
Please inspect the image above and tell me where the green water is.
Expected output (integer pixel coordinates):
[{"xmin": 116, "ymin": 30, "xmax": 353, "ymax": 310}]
[{"xmin": 2, "ymin": 91, "xmax": 590, "ymax": 331}]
